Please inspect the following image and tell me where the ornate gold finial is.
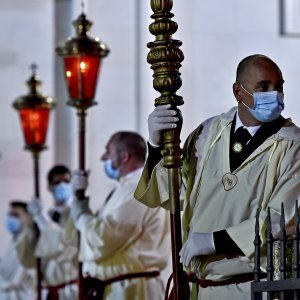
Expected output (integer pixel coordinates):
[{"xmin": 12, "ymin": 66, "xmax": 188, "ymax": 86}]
[
  {"xmin": 147, "ymin": 0, "xmax": 184, "ymax": 168},
  {"xmin": 13, "ymin": 63, "xmax": 54, "ymax": 110},
  {"xmin": 27, "ymin": 63, "xmax": 41, "ymax": 96},
  {"xmin": 30, "ymin": 63, "xmax": 37, "ymax": 75}
]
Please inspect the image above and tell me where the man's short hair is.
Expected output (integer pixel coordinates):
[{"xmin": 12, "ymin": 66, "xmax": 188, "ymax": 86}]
[
  {"xmin": 10, "ymin": 200, "xmax": 28, "ymax": 212},
  {"xmin": 47, "ymin": 165, "xmax": 71, "ymax": 185},
  {"xmin": 236, "ymin": 54, "xmax": 278, "ymax": 84},
  {"xmin": 113, "ymin": 131, "xmax": 147, "ymax": 163}
]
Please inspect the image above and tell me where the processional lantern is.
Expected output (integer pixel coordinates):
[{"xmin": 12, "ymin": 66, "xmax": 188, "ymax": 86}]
[
  {"xmin": 56, "ymin": 11, "xmax": 109, "ymax": 111},
  {"xmin": 12, "ymin": 64, "xmax": 55, "ymax": 300},
  {"xmin": 13, "ymin": 64, "xmax": 55, "ymax": 198},
  {"xmin": 56, "ymin": 8, "xmax": 109, "ymax": 300},
  {"xmin": 56, "ymin": 9, "xmax": 109, "ymax": 182}
]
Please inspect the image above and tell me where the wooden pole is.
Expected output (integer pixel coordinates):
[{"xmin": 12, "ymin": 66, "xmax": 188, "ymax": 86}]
[
  {"xmin": 169, "ymin": 168, "xmax": 185, "ymax": 299},
  {"xmin": 147, "ymin": 1, "xmax": 186, "ymax": 298},
  {"xmin": 77, "ymin": 109, "xmax": 86, "ymax": 300},
  {"xmin": 32, "ymin": 152, "xmax": 42, "ymax": 300}
]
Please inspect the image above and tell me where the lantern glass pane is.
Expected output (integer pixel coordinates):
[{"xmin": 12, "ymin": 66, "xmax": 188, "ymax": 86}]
[
  {"xmin": 19, "ymin": 108, "xmax": 50, "ymax": 146},
  {"xmin": 63, "ymin": 55, "xmax": 101, "ymax": 100}
]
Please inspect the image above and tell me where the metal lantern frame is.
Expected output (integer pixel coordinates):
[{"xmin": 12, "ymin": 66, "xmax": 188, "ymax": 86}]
[
  {"xmin": 13, "ymin": 64, "xmax": 55, "ymax": 198},
  {"xmin": 13, "ymin": 65, "xmax": 55, "ymax": 300},
  {"xmin": 56, "ymin": 12, "xmax": 109, "ymax": 111},
  {"xmin": 56, "ymin": 11, "xmax": 109, "ymax": 185},
  {"xmin": 56, "ymin": 10, "xmax": 109, "ymax": 300}
]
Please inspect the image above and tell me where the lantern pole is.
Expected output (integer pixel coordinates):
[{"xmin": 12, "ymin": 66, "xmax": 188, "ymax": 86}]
[
  {"xmin": 33, "ymin": 152, "xmax": 40, "ymax": 198},
  {"xmin": 32, "ymin": 151, "xmax": 42, "ymax": 300},
  {"xmin": 147, "ymin": 0, "xmax": 186, "ymax": 299},
  {"xmin": 56, "ymin": 7, "xmax": 109, "ymax": 299},
  {"xmin": 75, "ymin": 108, "xmax": 87, "ymax": 200},
  {"xmin": 13, "ymin": 64, "xmax": 55, "ymax": 300}
]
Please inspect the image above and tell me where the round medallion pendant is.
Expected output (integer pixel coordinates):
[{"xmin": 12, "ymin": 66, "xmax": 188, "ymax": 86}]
[
  {"xmin": 222, "ymin": 173, "xmax": 238, "ymax": 191},
  {"xmin": 233, "ymin": 142, "xmax": 243, "ymax": 153}
]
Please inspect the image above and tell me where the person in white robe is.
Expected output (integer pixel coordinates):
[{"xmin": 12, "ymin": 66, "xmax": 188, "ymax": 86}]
[
  {"xmin": 134, "ymin": 54, "xmax": 300, "ymax": 299},
  {"xmin": 71, "ymin": 131, "xmax": 171, "ymax": 300},
  {"xmin": 0, "ymin": 201, "xmax": 36, "ymax": 300},
  {"xmin": 16, "ymin": 165, "xmax": 78, "ymax": 300}
]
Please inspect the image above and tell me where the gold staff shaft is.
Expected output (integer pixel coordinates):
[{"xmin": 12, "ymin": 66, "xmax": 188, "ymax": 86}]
[{"xmin": 147, "ymin": 1, "xmax": 186, "ymax": 299}]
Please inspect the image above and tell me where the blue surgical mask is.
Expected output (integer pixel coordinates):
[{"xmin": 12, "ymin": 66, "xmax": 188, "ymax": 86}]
[
  {"xmin": 53, "ymin": 182, "xmax": 72, "ymax": 204},
  {"xmin": 6, "ymin": 215, "xmax": 22, "ymax": 235},
  {"xmin": 241, "ymin": 85, "xmax": 284, "ymax": 122},
  {"xmin": 104, "ymin": 159, "xmax": 120, "ymax": 180}
]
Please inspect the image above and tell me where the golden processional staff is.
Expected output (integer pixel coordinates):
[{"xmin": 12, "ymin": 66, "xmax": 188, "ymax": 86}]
[
  {"xmin": 56, "ymin": 6, "xmax": 109, "ymax": 300},
  {"xmin": 147, "ymin": 1, "xmax": 186, "ymax": 299},
  {"xmin": 13, "ymin": 64, "xmax": 55, "ymax": 300}
]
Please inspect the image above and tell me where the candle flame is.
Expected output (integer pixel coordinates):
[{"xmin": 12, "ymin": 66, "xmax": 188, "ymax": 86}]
[{"xmin": 80, "ymin": 61, "xmax": 86, "ymax": 72}]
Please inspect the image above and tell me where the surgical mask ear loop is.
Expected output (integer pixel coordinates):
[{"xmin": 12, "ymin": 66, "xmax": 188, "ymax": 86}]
[
  {"xmin": 239, "ymin": 85, "xmax": 253, "ymax": 109},
  {"xmin": 240, "ymin": 100, "xmax": 251, "ymax": 110},
  {"xmin": 240, "ymin": 84, "xmax": 253, "ymax": 97}
]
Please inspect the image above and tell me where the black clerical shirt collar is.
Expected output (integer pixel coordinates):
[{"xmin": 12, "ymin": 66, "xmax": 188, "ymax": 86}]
[{"xmin": 235, "ymin": 112, "xmax": 261, "ymax": 137}]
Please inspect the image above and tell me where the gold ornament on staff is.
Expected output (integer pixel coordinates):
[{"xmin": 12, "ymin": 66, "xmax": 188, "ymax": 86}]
[{"xmin": 147, "ymin": 0, "xmax": 186, "ymax": 299}]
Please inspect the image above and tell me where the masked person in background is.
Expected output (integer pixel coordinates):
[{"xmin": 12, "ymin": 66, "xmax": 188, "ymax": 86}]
[
  {"xmin": 0, "ymin": 201, "xmax": 36, "ymax": 300},
  {"xmin": 134, "ymin": 54, "xmax": 300, "ymax": 299},
  {"xmin": 47, "ymin": 165, "xmax": 73, "ymax": 225},
  {"xmin": 16, "ymin": 165, "xmax": 78, "ymax": 300},
  {"xmin": 71, "ymin": 131, "xmax": 171, "ymax": 300}
]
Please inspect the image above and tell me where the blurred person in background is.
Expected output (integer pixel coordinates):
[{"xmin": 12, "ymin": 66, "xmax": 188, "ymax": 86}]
[
  {"xmin": 0, "ymin": 200, "xmax": 36, "ymax": 300},
  {"xmin": 16, "ymin": 165, "xmax": 78, "ymax": 300},
  {"xmin": 71, "ymin": 131, "xmax": 171, "ymax": 300}
]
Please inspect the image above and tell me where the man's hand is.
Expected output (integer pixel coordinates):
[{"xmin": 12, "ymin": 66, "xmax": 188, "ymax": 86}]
[
  {"xmin": 27, "ymin": 198, "xmax": 50, "ymax": 230},
  {"xmin": 148, "ymin": 104, "xmax": 179, "ymax": 147},
  {"xmin": 70, "ymin": 198, "xmax": 92, "ymax": 229},
  {"xmin": 71, "ymin": 170, "xmax": 89, "ymax": 195},
  {"xmin": 27, "ymin": 198, "xmax": 42, "ymax": 217},
  {"xmin": 179, "ymin": 232, "xmax": 216, "ymax": 267}
]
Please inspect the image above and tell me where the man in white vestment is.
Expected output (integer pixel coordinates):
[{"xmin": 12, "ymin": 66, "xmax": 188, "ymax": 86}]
[
  {"xmin": 134, "ymin": 54, "xmax": 300, "ymax": 299},
  {"xmin": 71, "ymin": 131, "xmax": 171, "ymax": 300}
]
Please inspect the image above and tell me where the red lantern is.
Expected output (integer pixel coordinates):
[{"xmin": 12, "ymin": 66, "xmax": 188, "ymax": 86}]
[
  {"xmin": 56, "ymin": 13, "xmax": 109, "ymax": 109},
  {"xmin": 19, "ymin": 108, "xmax": 50, "ymax": 146},
  {"xmin": 12, "ymin": 65, "xmax": 55, "ymax": 300},
  {"xmin": 13, "ymin": 65, "xmax": 55, "ymax": 153},
  {"xmin": 56, "ymin": 12, "xmax": 109, "ymax": 300}
]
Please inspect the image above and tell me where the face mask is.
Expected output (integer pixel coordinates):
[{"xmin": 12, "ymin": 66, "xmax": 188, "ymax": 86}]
[
  {"xmin": 241, "ymin": 85, "xmax": 284, "ymax": 122},
  {"xmin": 6, "ymin": 215, "xmax": 21, "ymax": 235},
  {"xmin": 53, "ymin": 182, "xmax": 72, "ymax": 204},
  {"xmin": 104, "ymin": 159, "xmax": 120, "ymax": 180}
]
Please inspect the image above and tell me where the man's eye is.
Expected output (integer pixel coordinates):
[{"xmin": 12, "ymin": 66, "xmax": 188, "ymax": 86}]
[{"xmin": 255, "ymin": 85, "xmax": 267, "ymax": 92}]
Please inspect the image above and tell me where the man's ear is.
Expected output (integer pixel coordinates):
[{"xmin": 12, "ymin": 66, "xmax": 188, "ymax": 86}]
[
  {"xmin": 233, "ymin": 83, "xmax": 242, "ymax": 103},
  {"xmin": 121, "ymin": 151, "xmax": 130, "ymax": 163}
]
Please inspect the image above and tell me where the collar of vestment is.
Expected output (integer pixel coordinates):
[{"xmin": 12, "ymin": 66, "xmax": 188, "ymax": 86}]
[
  {"xmin": 235, "ymin": 112, "xmax": 260, "ymax": 137},
  {"xmin": 119, "ymin": 167, "xmax": 143, "ymax": 184},
  {"xmin": 230, "ymin": 113, "xmax": 286, "ymax": 171}
]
